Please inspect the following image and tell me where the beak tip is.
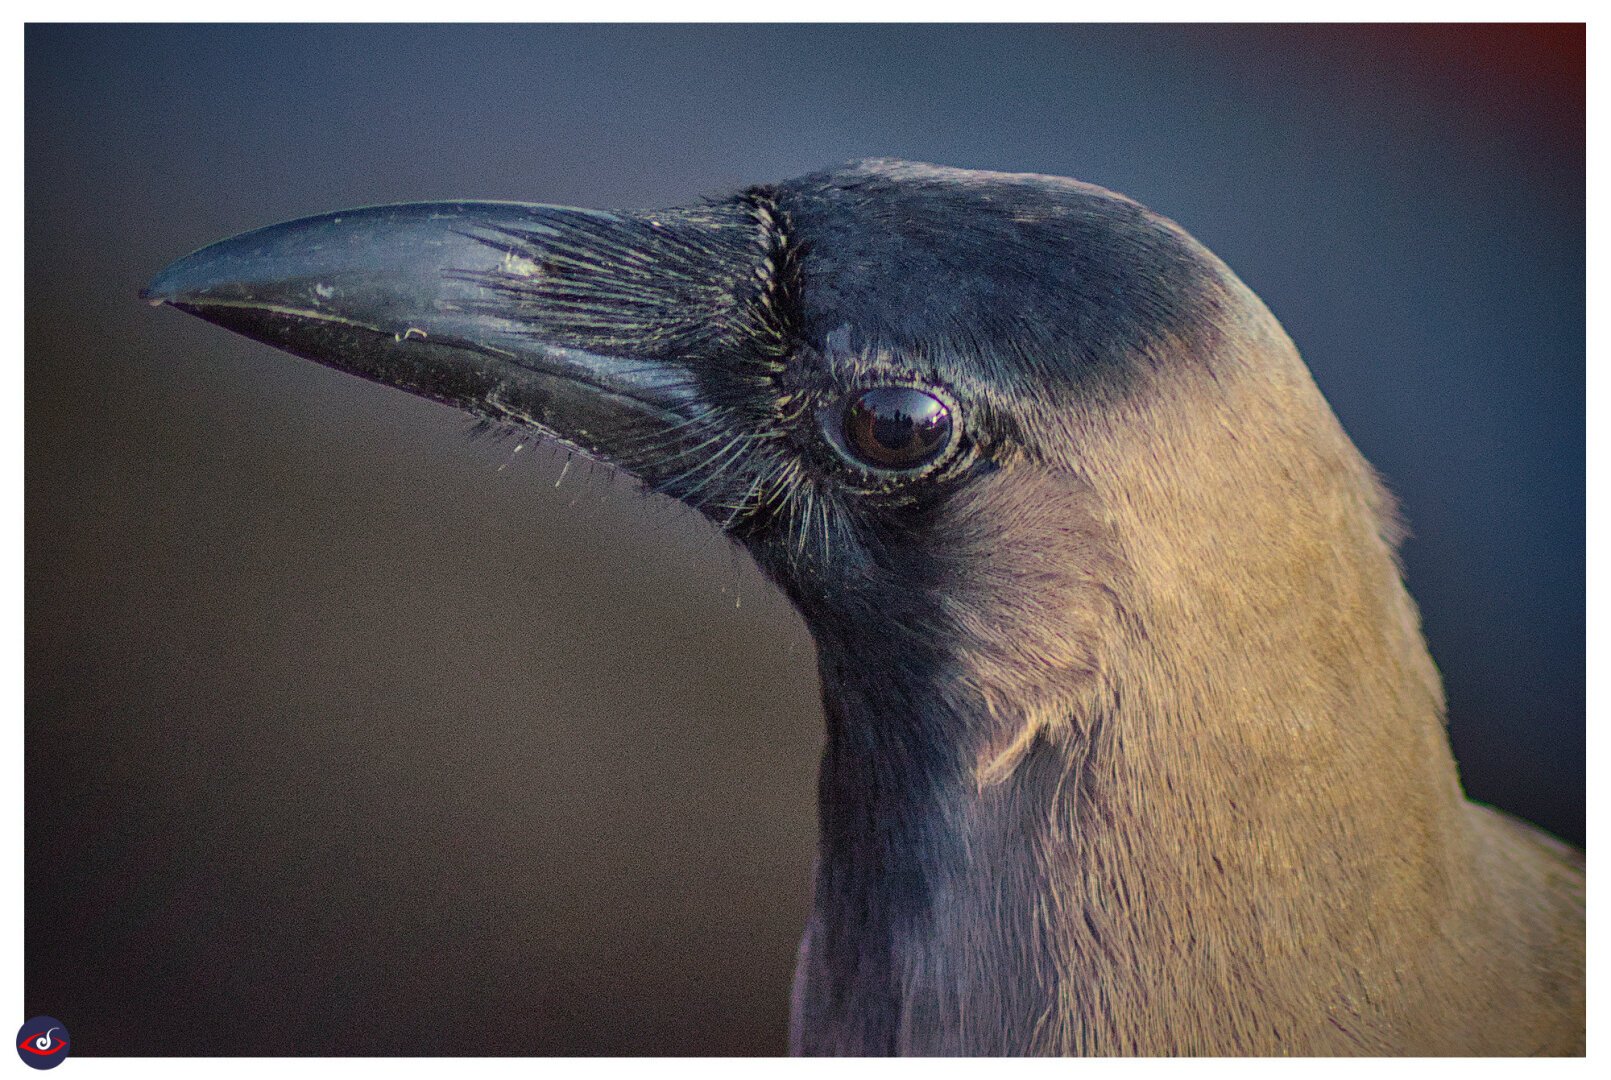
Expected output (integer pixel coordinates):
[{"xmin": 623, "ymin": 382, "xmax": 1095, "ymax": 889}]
[
  {"xmin": 145, "ymin": 240, "xmax": 244, "ymax": 309},
  {"xmin": 142, "ymin": 261, "xmax": 191, "ymax": 307}
]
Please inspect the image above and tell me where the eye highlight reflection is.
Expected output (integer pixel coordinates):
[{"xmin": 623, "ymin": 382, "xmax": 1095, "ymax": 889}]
[{"xmin": 841, "ymin": 387, "xmax": 953, "ymax": 471}]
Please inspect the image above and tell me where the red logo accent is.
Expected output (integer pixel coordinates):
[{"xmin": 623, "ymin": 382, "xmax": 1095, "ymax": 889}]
[{"xmin": 18, "ymin": 1029, "xmax": 66, "ymax": 1057}]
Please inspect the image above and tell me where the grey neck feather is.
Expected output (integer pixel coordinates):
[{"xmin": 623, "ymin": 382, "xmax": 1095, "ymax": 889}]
[{"xmin": 789, "ymin": 314, "xmax": 1479, "ymax": 1055}]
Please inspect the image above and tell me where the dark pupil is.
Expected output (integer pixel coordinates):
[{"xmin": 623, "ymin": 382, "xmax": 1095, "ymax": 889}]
[{"xmin": 844, "ymin": 387, "xmax": 952, "ymax": 469}]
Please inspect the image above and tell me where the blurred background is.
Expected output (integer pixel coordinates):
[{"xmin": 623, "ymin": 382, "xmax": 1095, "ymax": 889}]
[{"xmin": 26, "ymin": 24, "xmax": 1583, "ymax": 1055}]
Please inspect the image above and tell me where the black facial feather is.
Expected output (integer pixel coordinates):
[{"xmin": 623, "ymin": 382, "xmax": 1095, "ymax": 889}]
[
  {"xmin": 446, "ymin": 192, "xmax": 800, "ymax": 364},
  {"xmin": 429, "ymin": 190, "xmax": 817, "ymax": 534}
]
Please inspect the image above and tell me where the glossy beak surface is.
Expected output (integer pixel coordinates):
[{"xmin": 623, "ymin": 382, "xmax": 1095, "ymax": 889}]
[{"xmin": 144, "ymin": 201, "xmax": 703, "ymax": 464}]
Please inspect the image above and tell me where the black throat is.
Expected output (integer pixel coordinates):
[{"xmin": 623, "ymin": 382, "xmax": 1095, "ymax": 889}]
[{"xmin": 799, "ymin": 635, "xmax": 976, "ymax": 1054}]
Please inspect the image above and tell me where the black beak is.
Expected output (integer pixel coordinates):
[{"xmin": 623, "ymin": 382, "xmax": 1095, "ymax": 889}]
[{"xmin": 144, "ymin": 201, "xmax": 745, "ymax": 469}]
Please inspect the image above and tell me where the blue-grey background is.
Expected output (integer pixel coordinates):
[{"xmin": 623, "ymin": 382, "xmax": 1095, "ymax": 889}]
[{"xmin": 26, "ymin": 24, "xmax": 1583, "ymax": 1055}]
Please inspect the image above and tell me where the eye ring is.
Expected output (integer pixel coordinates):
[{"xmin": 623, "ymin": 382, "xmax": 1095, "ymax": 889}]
[{"xmin": 828, "ymin": 384, "xmax": 958, "ymax": 476}]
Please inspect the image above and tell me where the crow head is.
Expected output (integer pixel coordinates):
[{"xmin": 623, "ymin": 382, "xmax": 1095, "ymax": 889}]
[{"xmin": 146, "ymin": 160, "xmax": 1418, "ymax": 782}]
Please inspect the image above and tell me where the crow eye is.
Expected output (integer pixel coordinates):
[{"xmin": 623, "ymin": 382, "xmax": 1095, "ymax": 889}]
[{"xmin": 842, "ymin": 387, "xmax": 953, "ymax": 471}]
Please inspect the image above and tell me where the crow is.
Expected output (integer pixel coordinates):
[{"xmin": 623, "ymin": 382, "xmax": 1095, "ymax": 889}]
[{"xmin": 144, "ymin": 159, "xmax": 1584, "ymax": 1056}]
